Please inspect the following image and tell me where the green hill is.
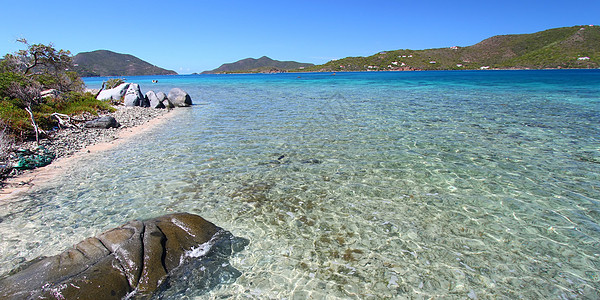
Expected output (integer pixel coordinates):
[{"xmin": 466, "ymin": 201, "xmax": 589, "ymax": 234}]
[
  {"xmin": 202, "ymin": 56, "xmax": 314, "ymax": 74},
  {"xmin": 301, "ymin": 25, "xmax": 600, "ymax": 72},
  {"xmin": 73, "ymin": 50, "xmax": 177, "ymax": 77}
]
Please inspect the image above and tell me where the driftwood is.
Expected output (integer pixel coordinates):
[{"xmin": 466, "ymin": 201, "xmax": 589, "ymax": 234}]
[
  {"xmin": 24, "ymin": 106, "xmax": 40, "ymax": 146},
  {"xmin": 50, "ymin": 112, "xmax": 77, "ymax": 129}
]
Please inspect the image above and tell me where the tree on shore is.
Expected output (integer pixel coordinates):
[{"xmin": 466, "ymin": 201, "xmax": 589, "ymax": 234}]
[
  {"xmin": 0, "ymin": 39, "xmax": 78, "ymax": 145},
  {"xmin": 0, "ymin": 40, "xmax": 111, "ymax": 143}
]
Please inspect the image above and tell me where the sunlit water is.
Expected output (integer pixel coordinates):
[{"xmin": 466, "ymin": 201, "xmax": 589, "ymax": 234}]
[{"xmin": 1, "ymin": 70, "xmax": 600, "ymax": 299}]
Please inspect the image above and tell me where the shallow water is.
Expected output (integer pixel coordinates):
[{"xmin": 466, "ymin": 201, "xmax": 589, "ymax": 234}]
[{"xmin": 1, "ymin": 70, "xmax": 600, "ymax": 298}]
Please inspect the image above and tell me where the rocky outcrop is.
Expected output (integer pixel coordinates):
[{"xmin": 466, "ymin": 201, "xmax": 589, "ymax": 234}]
[
  {"xmin": 0, "ymin": 213, "xmax": 248, "ymax": 299},
  {"xmin": 123, "ymin": 83, "xmax": 146, "ymax": 107},
  {"xmin": 96, "ymin": 83, "xmax": 130, "ymax": 101},
  {"xmin": 84, "ymin": 116, "xmax": 120, "ymax": 129},
  {"xmin": 168, "ymin": 88, "xmax": 193, "ymax": 107},
  {"xmin": 158, "ymin": 91, "xmax": 174, "ymax": 108},
  {"xmin": 96, "ymin": 83, "xmax": 191, "ymax": 109},
  {"xmin": 146, "ymin": 91, "xmax": 165, "ymax": 109}
]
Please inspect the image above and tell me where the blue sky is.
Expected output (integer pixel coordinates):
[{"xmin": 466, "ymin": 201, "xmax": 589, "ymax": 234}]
[{"xmin": 1, "ymin": 0, "xmax": 598, "ymax": 74}]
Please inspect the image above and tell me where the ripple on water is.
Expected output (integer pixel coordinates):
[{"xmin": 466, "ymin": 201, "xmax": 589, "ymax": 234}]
[{"xmin": 1, "ymin": 71, "xmax": 600, "ymax": 298}]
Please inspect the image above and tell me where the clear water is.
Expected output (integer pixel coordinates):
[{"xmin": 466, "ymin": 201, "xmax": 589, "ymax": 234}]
[{"xmin": 1, "ymin": 70, "xmax": 600, "ymax": 299}]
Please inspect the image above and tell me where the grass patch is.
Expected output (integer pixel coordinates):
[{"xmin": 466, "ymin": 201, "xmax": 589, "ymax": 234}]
[{"xmin": 0, "ymin": 92, "xmax": 115, "ymax": 140}]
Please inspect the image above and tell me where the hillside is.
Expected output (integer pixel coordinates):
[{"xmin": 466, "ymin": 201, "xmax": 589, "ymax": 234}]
[
  {"xmin": 301, "ymin": 25, "xmax": 599, "ymax": 72},
  {"xmin": 73, "ymin": 50, "xmax": 177, "ymax": 77},
  {"xmin": 202, "ymin": 56, "xmax": 314, "ymax": 74}
]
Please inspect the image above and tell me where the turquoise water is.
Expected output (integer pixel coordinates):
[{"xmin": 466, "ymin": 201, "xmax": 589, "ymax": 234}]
[{"xmin": 1, "ymin": 70, "xmax": 600, "ymax": 298}]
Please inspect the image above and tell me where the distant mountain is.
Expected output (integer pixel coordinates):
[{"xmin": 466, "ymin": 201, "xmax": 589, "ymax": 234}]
[
  {"xmin": 202, "ymin": 56, "xmax": 314, "ymax": 74},
  {"xmin": 72, "ymin": 50, "xmax": 177, "ymax": 77},
  {"xmin": 303, "ymin": 25, "xmax": 599, "ymax": 72}
]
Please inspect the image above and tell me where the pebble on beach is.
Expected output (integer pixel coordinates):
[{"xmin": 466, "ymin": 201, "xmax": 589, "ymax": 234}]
[{"xmin": 22, "ymin": 106, "xmax": 169, "ymax": 159}]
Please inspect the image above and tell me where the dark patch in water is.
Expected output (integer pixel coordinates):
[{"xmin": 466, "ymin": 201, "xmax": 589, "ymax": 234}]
[
  {"xmin": 301, "ymin": 159, "xmax": 322, "ymax": 164},
  {"xmin": 230, "ymin": 182, "xmax": 274, "ymax": 204}
]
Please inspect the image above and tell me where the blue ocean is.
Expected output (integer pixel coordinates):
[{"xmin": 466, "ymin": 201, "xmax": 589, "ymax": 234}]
[{"xmin": 1, "ymin": 70, "xmax": 599, "ymax": 298}]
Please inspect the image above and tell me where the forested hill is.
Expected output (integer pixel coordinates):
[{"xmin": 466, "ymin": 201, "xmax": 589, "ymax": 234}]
[
  {"xmin": 202, "ymin": 56, "xmax": 314, "ymax": 74},
  {"xmin": 73, "ymin": 50, "xmax": 177, "ymax": 77},
  {"xmin": 302, "ymin": 25, "xmax": 600, "ymax": 72}
]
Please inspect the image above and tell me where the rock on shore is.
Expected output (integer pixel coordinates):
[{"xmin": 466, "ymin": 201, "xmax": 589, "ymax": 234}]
[
  {"xmin": 97, "ymin": 84, "xmax": 192, "ymax": 108},
  {"xmin": 84, "ymin": 116, "xmax": 120, "ymax": 129},
  {"xmin": 167, "ymin": 88, "xmax": 193, "ymax": 107},
  {"xmin": 0, "ymin": 213, "xmax": 249, "ymax": 299}
]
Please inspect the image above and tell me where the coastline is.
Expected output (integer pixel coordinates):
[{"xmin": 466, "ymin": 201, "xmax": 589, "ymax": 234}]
[
  {"xmin": 0, "ymin": 107, "xmax": 181, "ymax": 203},
  {"xmin": 203, "ymin": 67, "xmax": 600, "ymax": 75}
]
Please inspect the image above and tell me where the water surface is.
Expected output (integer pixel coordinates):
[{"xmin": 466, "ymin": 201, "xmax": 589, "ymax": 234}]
[{"xmin": 1, "ymin": 70, "xmax": 600, "ymax": 298}]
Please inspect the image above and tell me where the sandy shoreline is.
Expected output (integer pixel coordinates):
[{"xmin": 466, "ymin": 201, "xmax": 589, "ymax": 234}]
[{"xmin": 0, "ymin": 108, "xmax": 181, "ymax": 203}]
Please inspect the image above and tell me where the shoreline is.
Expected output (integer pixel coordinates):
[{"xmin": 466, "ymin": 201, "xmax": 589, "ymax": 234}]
[
  {"xmin": 0, "ymin": 107, "xmax": 181, "ymax": 203},
  {"xmin": 202, "ymin": 67, "xmax": 600, "ymax": 75}
]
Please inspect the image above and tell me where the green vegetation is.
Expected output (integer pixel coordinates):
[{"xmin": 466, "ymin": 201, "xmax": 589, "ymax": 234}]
[
  {"xmin": 73, "ymin": 50, "xmax": 177, "ymax": 77},
  {"xmin": 298, "ymin": 25, "xmax": 600, "ymax": 72},
  {"xmin": 105, "ymin": 78, "xmax": 125, "ymax": 89},
  {"xmin": 0, "ymin": 40, "xmax": 114, "ymax": 142}
]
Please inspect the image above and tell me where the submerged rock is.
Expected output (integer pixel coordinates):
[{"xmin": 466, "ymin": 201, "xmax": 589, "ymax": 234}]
[
  {"xmin": 168, "ymin": 88, "xmax": 192, "ymax": 107},
  {"xmin": 301, "ymin": 158, "xmax": 322, "ymax": 164},
  {"xmin": 0, "ymin": 213, "xmax": 248, "ymax": 299}
]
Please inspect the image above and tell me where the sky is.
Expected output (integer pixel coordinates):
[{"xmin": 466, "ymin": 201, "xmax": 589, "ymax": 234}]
[{"xmin": 1, "ymin": 0, "xmax": 598, "ymax": 74}]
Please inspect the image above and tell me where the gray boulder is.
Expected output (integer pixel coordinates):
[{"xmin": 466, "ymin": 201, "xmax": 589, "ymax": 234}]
[
  {"xmin": 156, "ymin": 91, "xmax": 168, "ymax": 102},
  {"xmin": 0, "ymin": 213, "xmax": 248, "ymax": 300},
  {"xmin": 146, "ymin": 91, "xmax": 165, "ymax": 109},
  {"xmin": 158, "ymin": 91, "xmax": 174, "ymax": 108},
  {"xmin": 123, "ymin": 83, "xmax": 146, "ymax": 107},
  {"xmin": 97, "ymin": 83, "xmax": 130, "ymax": 101},
  {"xmin": 84, "ymin": 116, "xmax": 120, "ymax": 129},
  {"xmin": 167, "ymin": 88, "xmax": 192, "ymax": 107}
]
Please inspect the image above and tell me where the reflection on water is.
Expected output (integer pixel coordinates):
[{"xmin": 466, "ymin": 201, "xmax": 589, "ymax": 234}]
[{"xmin": 1, "ymin": 71, "xmax": 600, "ymax": 298}]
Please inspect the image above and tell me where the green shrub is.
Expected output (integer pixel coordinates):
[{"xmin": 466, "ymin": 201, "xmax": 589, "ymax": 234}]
[
  {"xmin": 0, "ymin": 92, "xmax": 116, "ymax": 138},
  {"xmin": 48, "ymin": 92, "xmax": 115, "ymax": 115},
  {"xmin": 105, "ymin": 78, "xmax": 125, "ymax": 89},
  {"xmin": 0, "ymin": 72, "xmax": 28, "ymax": 99},
  {"xmin": 0, "ymin": 97, "xmax": 32, "ymax": 135}
]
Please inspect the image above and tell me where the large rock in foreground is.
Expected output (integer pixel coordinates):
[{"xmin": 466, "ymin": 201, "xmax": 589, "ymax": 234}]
[
  {"xmin": 168, "ymin": 88, "xmax": 192, "ymax": 107},
  {"xmin": 0, "ymin": 213, "xmax": 248, "ymax": 299}
]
